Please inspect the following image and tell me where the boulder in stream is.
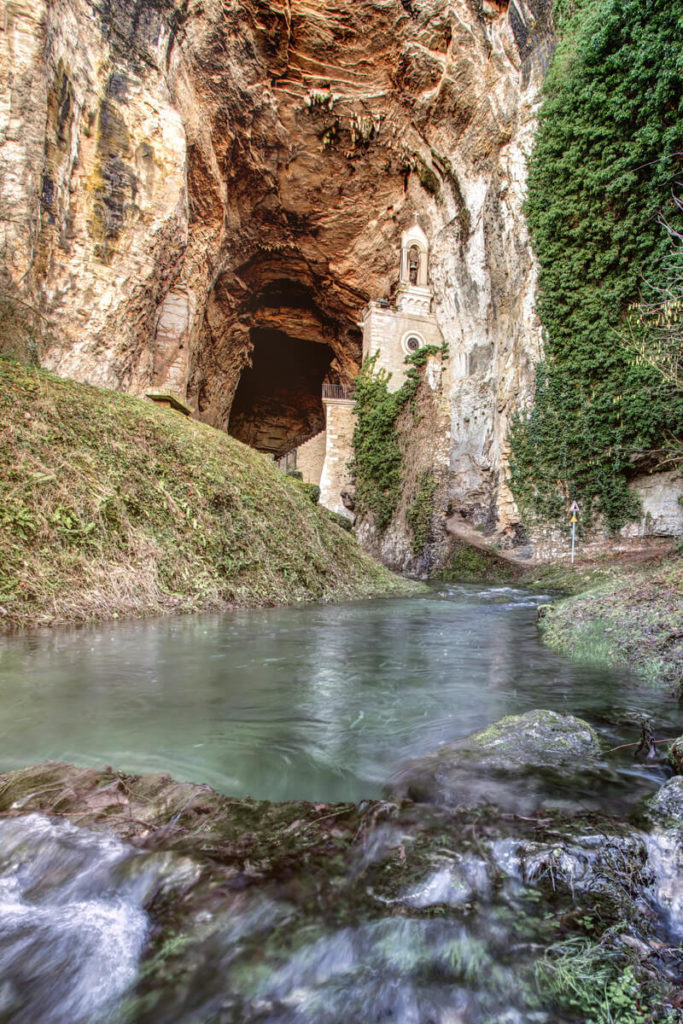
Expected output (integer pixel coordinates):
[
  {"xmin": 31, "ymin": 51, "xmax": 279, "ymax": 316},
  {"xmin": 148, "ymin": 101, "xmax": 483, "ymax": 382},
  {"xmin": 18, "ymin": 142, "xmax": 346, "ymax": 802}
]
[
  {"xmin": 390, "ymin": 709, "xmax": 606, "ymax": 811},
  {"xmin": 667, "ymin": 736, "xmax": 683, "ymax": 775},
  {"xmin": 645, "ymin": 776, "xmax": 683, "ymax": 828}
]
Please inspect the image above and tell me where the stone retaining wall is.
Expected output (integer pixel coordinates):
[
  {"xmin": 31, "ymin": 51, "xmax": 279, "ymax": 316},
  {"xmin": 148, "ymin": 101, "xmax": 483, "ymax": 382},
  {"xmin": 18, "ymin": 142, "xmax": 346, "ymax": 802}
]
[{"xmin": 292, "ymin": 430, "xmax": 326, "ymax": 486}]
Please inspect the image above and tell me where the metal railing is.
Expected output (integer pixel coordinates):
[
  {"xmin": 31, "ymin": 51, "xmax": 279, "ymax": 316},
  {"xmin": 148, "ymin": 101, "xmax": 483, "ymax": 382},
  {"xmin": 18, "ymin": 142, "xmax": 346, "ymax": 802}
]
[
  {"xmin": 322, "ymin": 383, "xmax": 355, "ymax": 401},
  {"xmin": 270, "ymin": 385, "xmax": 356, "ymax": 471}
]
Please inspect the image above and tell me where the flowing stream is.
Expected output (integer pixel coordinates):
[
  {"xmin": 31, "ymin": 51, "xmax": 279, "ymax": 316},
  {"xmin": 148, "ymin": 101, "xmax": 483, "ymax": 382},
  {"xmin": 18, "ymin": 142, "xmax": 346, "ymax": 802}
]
[
  {"xmin": 0, "ymin": 584, "xmax": 679, "ymax": 801},
  {"xmin": 0, "ymin": 584, "xmax": 681, "ymax": 1023}
]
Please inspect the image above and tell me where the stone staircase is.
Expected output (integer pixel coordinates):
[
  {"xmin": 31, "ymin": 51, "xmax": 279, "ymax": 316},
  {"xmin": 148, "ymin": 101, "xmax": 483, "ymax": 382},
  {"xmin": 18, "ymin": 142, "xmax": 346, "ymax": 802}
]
[{"xmin": 277, "ymin": 428, "xmax": 327, "ymax": 485}]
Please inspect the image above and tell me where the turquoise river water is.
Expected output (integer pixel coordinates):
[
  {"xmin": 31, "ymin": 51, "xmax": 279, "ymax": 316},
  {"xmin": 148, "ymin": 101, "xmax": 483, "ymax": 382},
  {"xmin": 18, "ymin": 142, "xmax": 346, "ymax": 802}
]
[{"xmin": 0, "ymin": 583, "xmax": 678, "ymax": 802}]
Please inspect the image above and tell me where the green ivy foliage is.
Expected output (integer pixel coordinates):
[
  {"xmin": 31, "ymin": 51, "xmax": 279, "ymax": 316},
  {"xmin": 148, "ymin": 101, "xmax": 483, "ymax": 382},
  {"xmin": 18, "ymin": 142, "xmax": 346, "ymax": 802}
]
[
  {"xmin": 509, "ymin": 0, "xmax": 683, "ymax": 531},
  {"xmin": 351, "ymin": 346, "xmax": 447, "ymax": 531},
  {"xmin": 407, "ymin": 472, "xmax": 437, "ymax": 554}
]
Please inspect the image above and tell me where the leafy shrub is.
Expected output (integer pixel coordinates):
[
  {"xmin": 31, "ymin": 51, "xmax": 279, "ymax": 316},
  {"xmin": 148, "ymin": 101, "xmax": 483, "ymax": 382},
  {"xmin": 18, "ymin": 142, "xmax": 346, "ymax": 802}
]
[
  {"xmin": 324, "ymin": 509, "xmax": 353, "ymax": 531},
  {"xmin": 301, "ymin": 482, "xmax": 320, "ymax": 505},
  {"xmin": 291, "ymin": 479, "xmax": 320, "ymax": 504},
  {"xmin": 406, "ymin": 472, "xmax": 436, "ymax": 554}
]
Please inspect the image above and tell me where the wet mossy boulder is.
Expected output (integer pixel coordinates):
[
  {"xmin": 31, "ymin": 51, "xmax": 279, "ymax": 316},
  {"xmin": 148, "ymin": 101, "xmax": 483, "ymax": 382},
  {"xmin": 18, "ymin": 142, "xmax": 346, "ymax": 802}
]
[
  {"xmin": 390, "ymin": 709, "xmax": 605, "ymax": 812},
  {"xmin": 451, "ymin": 709, "xmax": 602, "ymax": 769},
  {"xmin": 1, "ymin": 761, "xmax": 682, "ymax": 1021},
  {"xmin": 667, "ymin": 736, "xmax": 683, "ymax": 775},
  {"xmin": 645, "ymin": 777, "xmax": 683, "ymax": 829}
]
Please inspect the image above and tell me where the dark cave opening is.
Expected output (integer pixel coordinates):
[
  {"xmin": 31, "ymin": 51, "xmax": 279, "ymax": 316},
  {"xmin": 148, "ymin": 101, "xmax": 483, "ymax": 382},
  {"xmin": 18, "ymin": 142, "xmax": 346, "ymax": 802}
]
[{"xmin": 228, "ymin": 328, "xmax": 334, "ymax": 455}]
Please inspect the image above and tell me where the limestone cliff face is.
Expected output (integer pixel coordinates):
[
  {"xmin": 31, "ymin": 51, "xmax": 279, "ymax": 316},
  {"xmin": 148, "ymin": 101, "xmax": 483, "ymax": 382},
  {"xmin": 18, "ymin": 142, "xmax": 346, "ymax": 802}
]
[{"xmin": 0, "ymin": 0, "xmax": 552, "ymax": 537}]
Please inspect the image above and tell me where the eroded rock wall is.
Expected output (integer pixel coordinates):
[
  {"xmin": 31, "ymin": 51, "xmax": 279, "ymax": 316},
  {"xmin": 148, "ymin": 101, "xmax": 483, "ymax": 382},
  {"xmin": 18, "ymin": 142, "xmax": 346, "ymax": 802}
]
[{"xmin": 0, "ymin": 0, "xmax": 552, "ymax": 529}]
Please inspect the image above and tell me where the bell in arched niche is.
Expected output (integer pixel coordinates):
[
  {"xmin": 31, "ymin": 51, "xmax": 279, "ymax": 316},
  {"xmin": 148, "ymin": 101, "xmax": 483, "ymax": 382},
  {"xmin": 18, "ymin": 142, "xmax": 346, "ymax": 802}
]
[
  {"xmin": 399, "ymin": 221, "xmax": 429, "ymax": 289},
  {"xmin": 408, "ymin": 245, "xmax": 421, "ymax": 286},
  {"xmin": 360, "ymin": 215, "xmax": 444, "ymax": 392}
]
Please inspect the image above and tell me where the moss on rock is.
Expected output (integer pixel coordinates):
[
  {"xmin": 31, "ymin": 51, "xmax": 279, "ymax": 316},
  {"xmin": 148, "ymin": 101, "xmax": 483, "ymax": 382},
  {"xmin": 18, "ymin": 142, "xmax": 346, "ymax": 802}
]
[
  {"xmin": 437, "ymin": 540, "xmax": 522, "ymax": 584},
  {"xmin": 1, "ymin": 760, "xmax": 680, "ymax": 1022},
  {"xmin": 644, "ymin": 776, "xmax": 683, "ymax": 830},
  {"xmin": 667, "ymin": 737, "xmax": 683, "ymax": 775},
  {"xmin": 391, "ymin": 710, "xmax": 606, "ymax": 812},
  {"xmin": 105, "ymin": 807, "xmax": 683, "ymax": 1024}
]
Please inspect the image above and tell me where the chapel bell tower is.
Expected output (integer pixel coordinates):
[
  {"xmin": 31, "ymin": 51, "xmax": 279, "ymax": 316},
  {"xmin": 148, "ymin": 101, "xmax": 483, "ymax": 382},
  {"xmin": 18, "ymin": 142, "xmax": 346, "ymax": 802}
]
[{"xmin": 360, "ymin": 219, "xmax": 444, "ymax": 390}]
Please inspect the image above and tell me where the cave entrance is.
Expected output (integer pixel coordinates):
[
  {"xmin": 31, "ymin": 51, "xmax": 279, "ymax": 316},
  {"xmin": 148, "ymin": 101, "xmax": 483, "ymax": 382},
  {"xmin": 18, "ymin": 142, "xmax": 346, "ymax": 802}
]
[{"xmin": 228, "ymin": 327, "xmax": 334, "ymax": 456}]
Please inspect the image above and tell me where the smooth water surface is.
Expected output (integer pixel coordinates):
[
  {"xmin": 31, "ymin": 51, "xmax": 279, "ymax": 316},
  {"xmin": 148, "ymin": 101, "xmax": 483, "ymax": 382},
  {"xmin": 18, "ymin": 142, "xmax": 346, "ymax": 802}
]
[{"xmin": 0, "ymin": 584, "xmax": 679, "ymax": 802}]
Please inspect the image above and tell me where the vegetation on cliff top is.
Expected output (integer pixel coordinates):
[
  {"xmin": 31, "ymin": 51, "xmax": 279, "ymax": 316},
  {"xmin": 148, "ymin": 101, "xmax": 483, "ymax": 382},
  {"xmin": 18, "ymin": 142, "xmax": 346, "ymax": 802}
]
[
  {"xmin": 509, "ymin": 0, "xmax": 683, "ymax": 531},
  {"xmin": 0, "ymin": 361, "xmax": 415, "ymax": 630}
]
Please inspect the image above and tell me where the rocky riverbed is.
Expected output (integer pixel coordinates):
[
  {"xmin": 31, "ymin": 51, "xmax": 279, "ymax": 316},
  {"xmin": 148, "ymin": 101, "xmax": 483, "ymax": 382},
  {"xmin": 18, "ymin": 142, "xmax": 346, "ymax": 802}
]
[{"xmin": 1, "ymin": 710, "xmax": 682, "ymax": 1023}]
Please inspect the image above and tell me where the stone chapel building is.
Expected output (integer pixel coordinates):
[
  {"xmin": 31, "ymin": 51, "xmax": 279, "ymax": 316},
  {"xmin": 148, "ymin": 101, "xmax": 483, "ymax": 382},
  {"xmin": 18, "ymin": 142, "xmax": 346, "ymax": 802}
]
[
  {"xmin": 359, "ymin": 221, "xmax": 444, "ymax": 391},
  {"xmin": 285, "ymin": 221, "xmax": 445, "ymax": 517}
]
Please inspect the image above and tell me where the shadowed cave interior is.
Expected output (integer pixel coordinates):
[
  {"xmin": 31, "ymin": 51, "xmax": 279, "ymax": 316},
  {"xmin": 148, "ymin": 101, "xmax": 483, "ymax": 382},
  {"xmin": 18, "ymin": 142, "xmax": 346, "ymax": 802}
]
[{"xmin": 227, "ymin": 328, "xmax": 335, "ymax": 456}]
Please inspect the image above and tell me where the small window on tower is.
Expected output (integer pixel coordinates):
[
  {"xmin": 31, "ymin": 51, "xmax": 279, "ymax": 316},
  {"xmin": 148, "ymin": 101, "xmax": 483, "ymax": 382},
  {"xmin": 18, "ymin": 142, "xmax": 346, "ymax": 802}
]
[
  {"xmin": 406, "ymin": 335, "xmax": 421, "ymax": 352},
  {"xmin": 408, "ymin": 246, "xmax": 420, "ymax": 286}
]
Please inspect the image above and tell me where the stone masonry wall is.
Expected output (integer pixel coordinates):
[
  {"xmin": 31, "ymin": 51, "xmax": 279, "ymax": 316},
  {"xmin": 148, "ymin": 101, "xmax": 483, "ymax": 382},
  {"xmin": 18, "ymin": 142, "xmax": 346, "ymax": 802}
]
[
  {"xmin": 362, "ymin": 303, "xmax": 443, "ymax": 392},
  {"xmin": 319, "ymin": 400, "xmax": 355, "ymax": 519},
  {"xmin": 294, "ymin": 430, "xmax": 327, "ymax": 487}
]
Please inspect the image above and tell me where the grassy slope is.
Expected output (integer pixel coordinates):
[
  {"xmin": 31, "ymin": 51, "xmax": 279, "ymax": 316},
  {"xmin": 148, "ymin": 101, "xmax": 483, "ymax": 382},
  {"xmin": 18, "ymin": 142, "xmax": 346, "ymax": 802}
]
[
  {"xmin": 520, "ymin": 558, "xmax": 639, "ymax": 596},
  {"xmin": 536, "ymin": 556, "xmax": 683, "ymax": 691},
  {"xmin": 0, "ymin": 362, "xmax": 417, "ymax": 629}
]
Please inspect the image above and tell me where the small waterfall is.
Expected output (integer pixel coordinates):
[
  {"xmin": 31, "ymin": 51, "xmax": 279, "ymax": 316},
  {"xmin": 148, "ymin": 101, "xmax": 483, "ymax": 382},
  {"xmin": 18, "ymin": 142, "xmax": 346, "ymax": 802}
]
[
  {"xmin": 0, "ymin": 806, "xmax": 682, "ymax": 1022},
  {"xmin": 0, "ymin": 815, "xmax": 161, "ymax": 1024}
]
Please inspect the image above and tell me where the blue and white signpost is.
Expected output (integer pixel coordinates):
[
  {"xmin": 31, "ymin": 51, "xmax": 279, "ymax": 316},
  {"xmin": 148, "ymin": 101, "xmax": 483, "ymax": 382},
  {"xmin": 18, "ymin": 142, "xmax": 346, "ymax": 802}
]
[{"xmin": 569, "ymin": 500, "xmax": 580, "ymax": 564}]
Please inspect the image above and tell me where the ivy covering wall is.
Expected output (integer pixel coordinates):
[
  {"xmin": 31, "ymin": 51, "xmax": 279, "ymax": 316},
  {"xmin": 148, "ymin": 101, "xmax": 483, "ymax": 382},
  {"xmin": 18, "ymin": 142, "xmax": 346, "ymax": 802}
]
[
  {"xmin": 509, "ymin": 0, "xmax": 683, "ymax": 530},
  {"xmin": 351, "ymin": 346, "xmax": 446, "ymax": 532}
]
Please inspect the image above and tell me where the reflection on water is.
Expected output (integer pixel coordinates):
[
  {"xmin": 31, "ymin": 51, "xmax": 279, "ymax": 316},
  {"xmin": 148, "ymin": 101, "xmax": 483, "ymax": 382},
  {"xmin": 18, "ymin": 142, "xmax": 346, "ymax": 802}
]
[{"xmin": 0, "ymin": 584, "xmax": 678, "ymax": 802}]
